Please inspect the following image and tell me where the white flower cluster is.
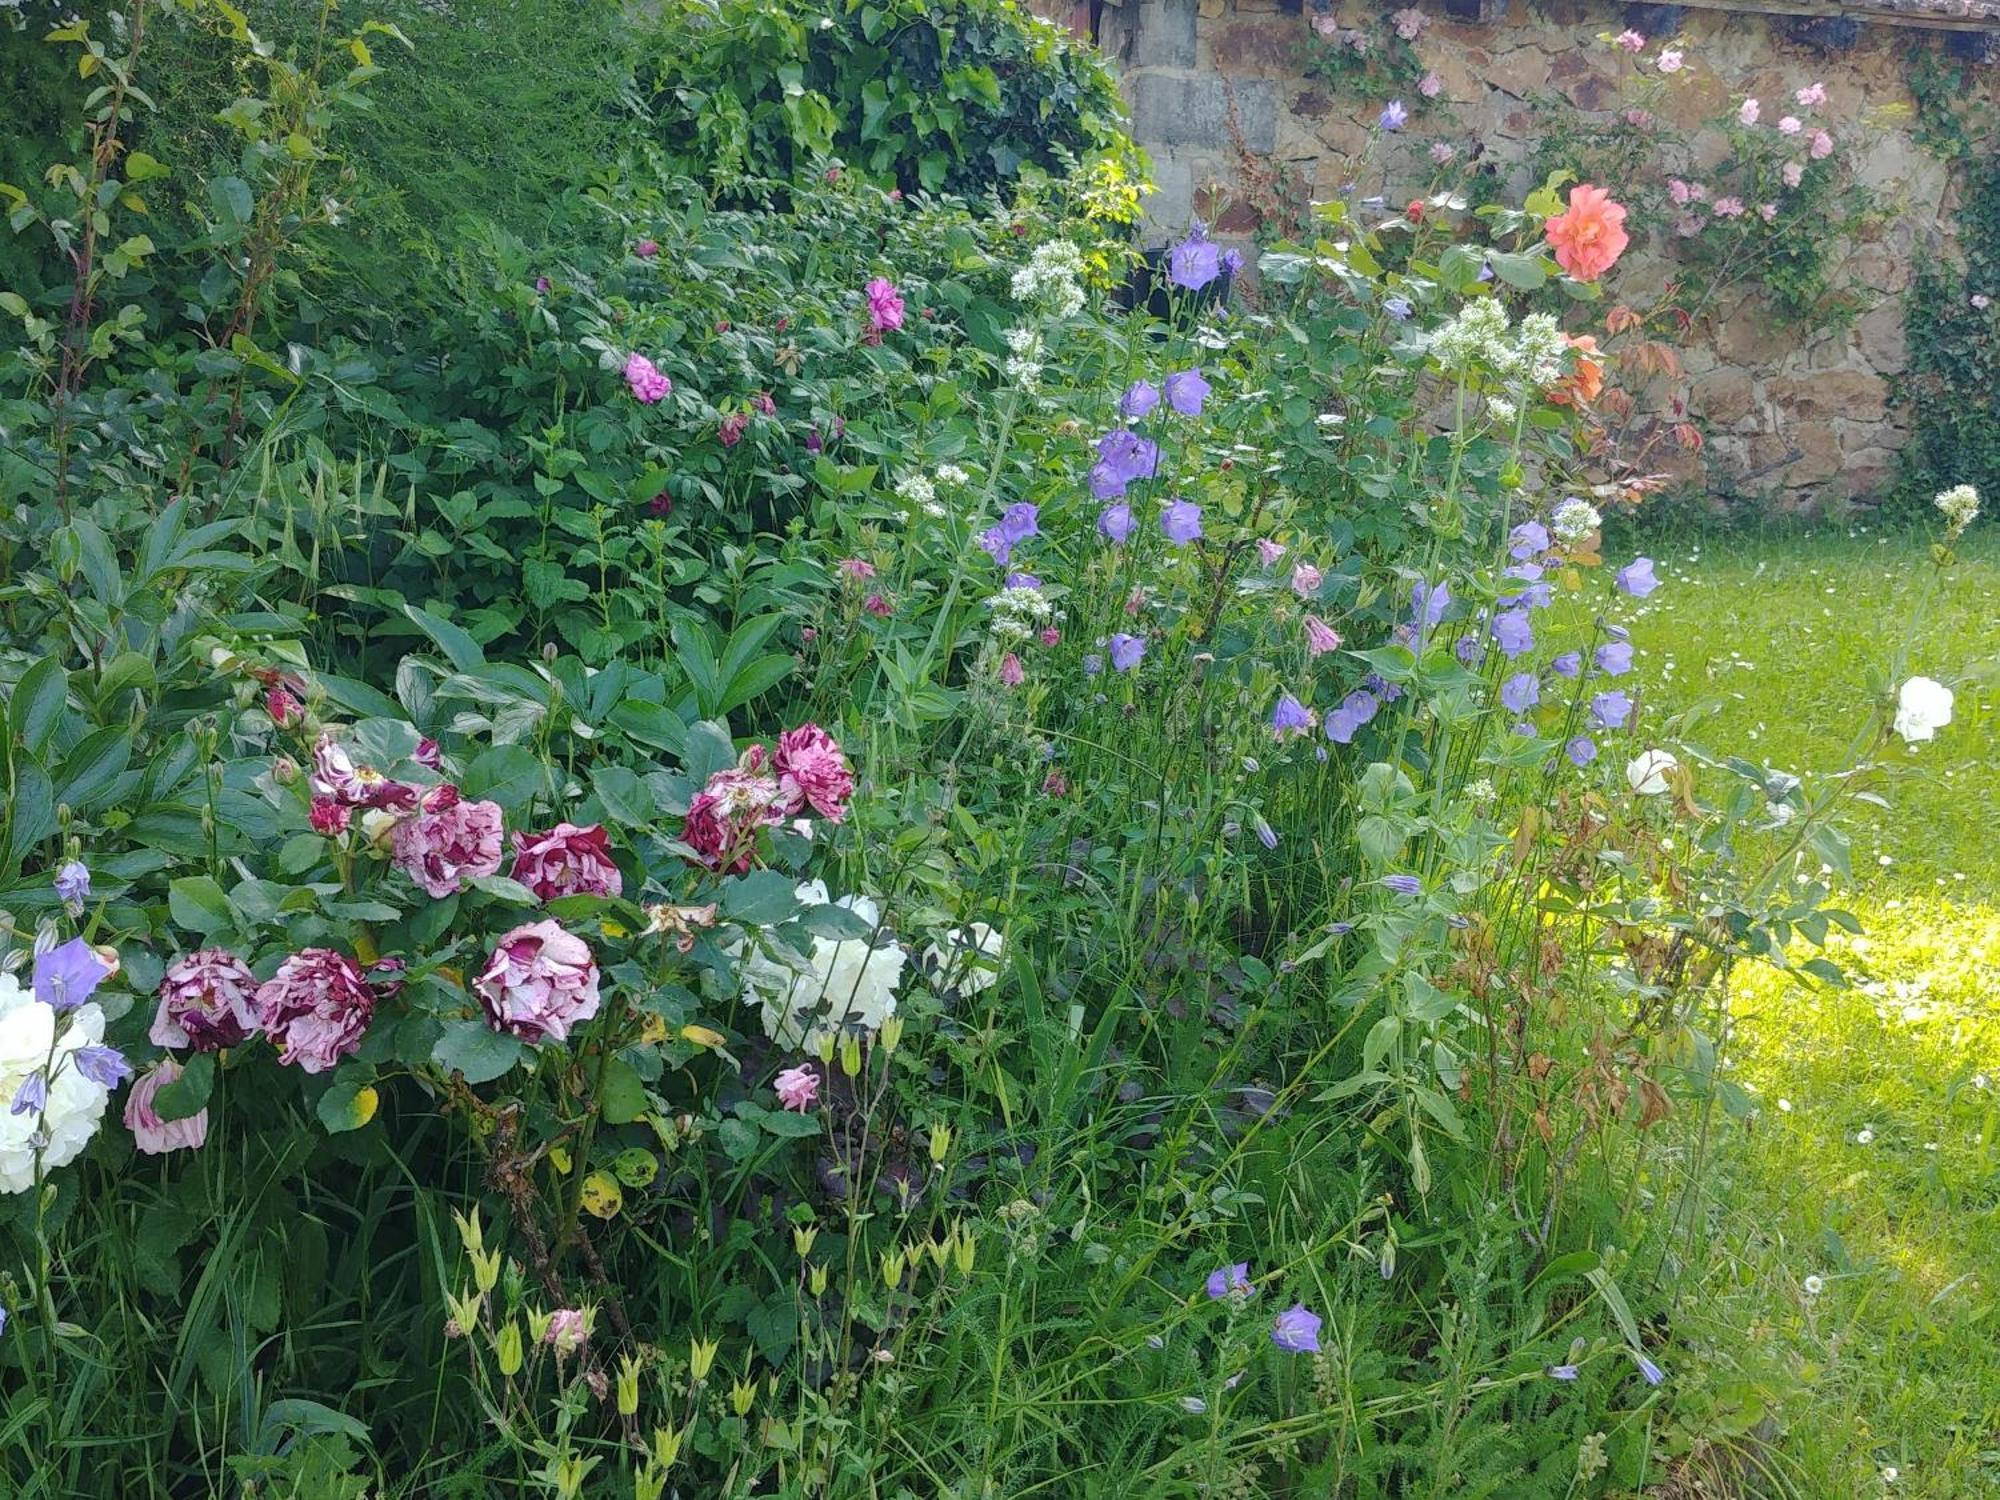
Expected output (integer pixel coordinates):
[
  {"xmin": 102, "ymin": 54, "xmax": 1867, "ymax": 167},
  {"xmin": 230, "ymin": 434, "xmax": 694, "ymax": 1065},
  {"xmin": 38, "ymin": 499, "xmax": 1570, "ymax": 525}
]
[
  {"xmin": 0, "ymin": 971, "xmax": 111, "ymax": 1194},
  {"xmin": 1003, "ymin": 326, "xmax": 1044, "ymax": 389},
  {"xmin": 1430, "ymin": 297, "xmax": 1511, "ymax": 374},
  {"xmin": 736, "ymin": 879, "xmax": 905, "ymax": 1048},
  {"xmin": 1487, "ymin": 396, "xmax": 1518, "ymax": 424},
  {"xmin": 985, "ymin": 585, "xmax": 1056, "ymax": 643},
  {"xmin": 935, "ymin": 463, "xmax": 971, "ymax": 488},
  {"xmin": 894, "ymin": 473, "xmax": 946, "ymax": 518},
  {"xmin": 1512, "ymin": 312, "xmax": 1570, "ymax": 388},
  {"xmin": 1550, "ymin": 496, "xmax": 1603, "ymax": 545},
  {"xmin": 1934, "ymin": 484, "xmax": 1979, "ymax": 535},
  {"xmin": 1010, "ymin": 240, "xmax": 1085, "ymax": 319}
]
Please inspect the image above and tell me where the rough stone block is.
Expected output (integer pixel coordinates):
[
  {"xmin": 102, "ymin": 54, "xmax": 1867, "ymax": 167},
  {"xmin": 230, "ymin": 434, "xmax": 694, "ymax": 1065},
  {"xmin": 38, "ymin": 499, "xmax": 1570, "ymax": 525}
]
[
  {"xmin": 1128, "ymin": 0, "xmax": 1198, "ymax": 69},
  {"xmin": 1131, "ymin": 73, "xmax": 1276, "ymax": 155}
]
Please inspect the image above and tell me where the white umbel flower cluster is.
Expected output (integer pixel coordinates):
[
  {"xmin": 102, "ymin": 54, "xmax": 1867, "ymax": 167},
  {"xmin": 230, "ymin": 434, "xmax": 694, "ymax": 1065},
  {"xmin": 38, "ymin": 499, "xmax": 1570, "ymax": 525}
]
[
  {"xmin": 737, "ymin": 879, "xmax": 905, "ymax": 1048},
  {"xmin": 1430, "ymin": 297, "xmax": 1511, "ymax": 374},
  {"xmin": 1550, "ymin": 496, "xmax": 1603, "ymax": 545},
  {"xmin": 985, "ymin": 585, "xmax": 1056, "ymax": 643},
  {"xmin": 0, "ymin": 971, "xmax": 111, "ymax": 1194},
  {"xmin": 1010, "ymin": 240, "xmax": 1086, "ymax": 319},
  {"xmin": 1934, "ymin": 484, "xmax": 1979, "ymax": 536},
  {"xmin": 1003, "ymin": 325, "xmax": 1045, "ymax": 389}
]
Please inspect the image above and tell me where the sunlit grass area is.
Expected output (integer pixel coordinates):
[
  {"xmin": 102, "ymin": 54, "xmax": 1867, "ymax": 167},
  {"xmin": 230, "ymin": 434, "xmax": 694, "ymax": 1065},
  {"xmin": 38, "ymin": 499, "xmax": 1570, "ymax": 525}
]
[{"xmin": 1629, "ymin": 525, "xmax": 1999, "ymax": 1498}]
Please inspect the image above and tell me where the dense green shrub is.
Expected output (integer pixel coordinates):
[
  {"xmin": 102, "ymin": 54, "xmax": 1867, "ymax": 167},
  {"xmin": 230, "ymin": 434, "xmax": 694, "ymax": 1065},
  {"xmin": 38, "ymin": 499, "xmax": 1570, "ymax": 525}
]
[{"xmin": 641, "ymin": 0, "xmax": 1142, "ymax": 198}]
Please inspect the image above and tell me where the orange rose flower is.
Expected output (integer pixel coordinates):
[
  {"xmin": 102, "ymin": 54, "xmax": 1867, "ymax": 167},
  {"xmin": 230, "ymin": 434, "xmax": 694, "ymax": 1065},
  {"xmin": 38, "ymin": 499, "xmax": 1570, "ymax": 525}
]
[
  {"xmin": 1543, "ymin": 184, "xmax": 1629, "ymax": 283},
  {"xmin": 1549, "ymin": 334, "xmax": 1604, "ymax": 407}
]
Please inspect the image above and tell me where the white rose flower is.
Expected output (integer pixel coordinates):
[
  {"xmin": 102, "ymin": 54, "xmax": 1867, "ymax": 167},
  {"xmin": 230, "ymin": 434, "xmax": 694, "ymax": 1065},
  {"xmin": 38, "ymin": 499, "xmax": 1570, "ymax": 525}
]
[
  {"xmin": 0, "ymin": 972, "xmax": 112, "ymax": 1194},
  {"xmin": 1891, "ymin": 676, "xmax": 1953, "ymax": 744},
  {"xmin": 736, "ymin": 879, "xmax": 905, "ymax": 1048},
  {"xmin": 1626, "ymin": 749, "xmax": 1679, "ymax": 795},
  {"xmin": 923, "ymin": 922, "xmax": 1005, "ymax": 996}
]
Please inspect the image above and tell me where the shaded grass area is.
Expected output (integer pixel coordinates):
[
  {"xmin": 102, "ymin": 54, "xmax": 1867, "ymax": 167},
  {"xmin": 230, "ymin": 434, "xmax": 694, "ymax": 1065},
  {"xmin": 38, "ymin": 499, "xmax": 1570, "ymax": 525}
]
[{"xmin": 1628, "ymin": 526, "xmax": 1999, "ymax": 1498}]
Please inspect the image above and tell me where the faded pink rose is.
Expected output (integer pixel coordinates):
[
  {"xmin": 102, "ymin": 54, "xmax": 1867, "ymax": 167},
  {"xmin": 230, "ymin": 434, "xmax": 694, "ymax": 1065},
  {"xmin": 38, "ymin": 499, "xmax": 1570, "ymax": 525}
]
[
  {"xmin": 864, "ymin": 277, "xmax": 905, "ymax": 340},
  {"xmin": 474, "ymin": 920, "xmax": 601, "ymax": 1044},
  {"xmin": 1782, "ymin": 161, "xmax": 1805, "ymax": 189},
  {"xmin": 1311, "ymin": 12, "xmax": 1337, "ymax": 38},
  {"xmin": 153, "ymin": 948, "xmax": 259, "ymax": 1050},
  {"xmin": 719, "ymin": 410, "xmax": 749, "ymax": 447},
  {"xmin": 1738, "ymin": 98, "xmax": 1760, "ymax": 126},
  {"xmin": 752, "ymin": 390, "xmax": 776, "ymax": 416},
  {"xmin": 1760, "ymin": 203, "xmax": 1779, "ymax": 222},
  {"xmin": 1712, "ymin": 196, "xmax": 1745, "ymax": 219},
  {"xmin": 1656, "ymin": 48, "xmax": 1683, "ymax": 73},
  {"xmin": 1418, "ymin": 72, "xmax": 1441, "ymax": 98},
  {"xmin": 1796, "ymin": 81, "xmax": 1826, "ymax": 109},
  {"xmin": 392, "ymin": 784, "xmax": 504, "ymax": 898},
  {"xmin": 1430, "ymin": 141, "xmax": 1456, "ymax": 164},
  {"xmin": 1290, "ymin": 562, "xmax": 1323, "ymax": 599},
  {"xmin": 774, "ymin": 1064, "xmax": 820, "ymax": 1112},
  {"xmin": 1613, "ymin": 28, "xmax": 1644, "ymax": 52},
  {"xmin": 1809, "ymin": 129, "xmax": 1833, "ymax": 161},
  {"xmin": 1778, "ymin": 115, "xmax": 1801, "ymax": 136},
  {"xmin": 253, "ymin": 948, "xmax": 376, "ymax": 1074},
  {"xmin": 625, "ymin": 352, "xmax": 672, "ymax": 404},
  {"xmin": 510, "ymin": 822, "xmax": 622, "ymax": 902},
  {"xmin": 773, "ymin": 723, "xmax": 855, "ymax": 823},
  {"xmin": 683, "ymin": 766, "xmax": 785, "ymax": 874},
  {"xmin": 1391, "ymin": 6, "xmax": 1426, "ymax": 41},
  {"xmin": 125, "ymin": 1059, "xmax": 208, "ymax": 1155}
]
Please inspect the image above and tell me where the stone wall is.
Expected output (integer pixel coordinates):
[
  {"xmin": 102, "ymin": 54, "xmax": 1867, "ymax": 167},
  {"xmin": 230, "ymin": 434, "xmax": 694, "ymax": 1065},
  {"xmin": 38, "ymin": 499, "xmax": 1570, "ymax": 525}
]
[{"xmin": 1091, "ymin": 0, "xmax": 1998, "ymax": 509}]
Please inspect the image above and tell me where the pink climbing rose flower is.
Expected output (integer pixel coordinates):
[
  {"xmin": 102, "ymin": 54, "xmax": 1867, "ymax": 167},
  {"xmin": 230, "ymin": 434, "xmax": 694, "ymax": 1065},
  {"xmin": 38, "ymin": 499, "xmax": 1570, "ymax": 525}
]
[
  {"xmin": 392, "ymin": 784, "xmax": 505, "ymax": 899},
  {"xmin": 774, "ymin": 1064, "xmax": 820, "ymax": 1112},
  {"xmin": 1737, "ymin": 98, "xmax": 1760, "ymax": 126},
  {"xmin": 510, "ymin": 822, "xmax": 623, "ymax": 902},
  {"xmin": 153, "ymin": 948, "xmax": 259, "ymax": 1050},
  {"xmin": 1783, "ymin": 161, "xmax": 1805, "ymax": 189},
  {"xmin": 1613, "ymin": 29, "xmax": 1644, "ymax": 52},
  {"xmin": 475, "ymin": 920, "xmax": 602, "ymax": 1045},
  {"xmin": 1809, "ymin": 129, "xmax": 1833, "ymax": 161},
  {"xmin": 253, "ymin": 949, "xmax": 376, "ymax": 1074},
  {"xmin": 864, "ymin": 277, "xmax": 905, "ymax": 342},
  {"xmin": 624, "ymin": 352, "xmax": 672, "ymax": 404},
  {"xmin": 126, "ymin": 1059, "xmax": 208, "ymax": 1155},
  {"xmin": 1796, "ymin": 82, "xmax": 1826, "ymax": 108}
]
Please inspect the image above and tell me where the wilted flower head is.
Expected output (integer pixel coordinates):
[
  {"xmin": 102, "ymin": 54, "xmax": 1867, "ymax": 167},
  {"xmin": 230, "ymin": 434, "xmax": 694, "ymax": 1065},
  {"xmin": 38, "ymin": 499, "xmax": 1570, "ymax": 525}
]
[
  {"xmin": 125, "ymin": 1058, "xmax": 207, "ymax": 1155},
  {"xmin": 252, "ymin": 949, "xmax": 376, "ymax": 1074},
  {"xmin": 510, "ymin": 822, "xmax": 623, "ymax": 902},
  {"xmin": 1935, "ymin": 484, "xmax": 1979, "ymax": 535},
  {"xmin": 52, "ymin": 860, "xmax": 91, "ymax": 913},
  {"xmin": 683, "ymin": 764, "xmax": 785, "ymax": 875},
  {"xmin": 154, "ymin": 948, "xmax": 260, "ymax": 1050},
  {"xmin": 476, "ymin": 920, "xmax": 602, "ymax": 1046},
  {"xmin": 1290, "ymin": 562, "xmax": 1323, "ymax": 599}
]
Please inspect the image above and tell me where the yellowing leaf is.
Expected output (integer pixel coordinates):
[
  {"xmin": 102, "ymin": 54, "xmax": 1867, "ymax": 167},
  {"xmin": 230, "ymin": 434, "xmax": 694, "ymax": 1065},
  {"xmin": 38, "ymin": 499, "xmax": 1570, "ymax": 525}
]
[
  {"xmin": 680, "ymin": 1024, "xmax": 726, "ymax": 1049},
  {"xmin": 638, "ymin": 1013, "xmax": 668, "ymax": 1045},
  {"xmin": 580, "ymin": 1171, "xmax": 623, "ymax": 1220},
  {"xmin": 549, "ymin": 1145, "xmax": 573, "ymax": 1174},
  {"xmin": 602, "ymin": 919, "xmax": 629, "ymax": 939}
]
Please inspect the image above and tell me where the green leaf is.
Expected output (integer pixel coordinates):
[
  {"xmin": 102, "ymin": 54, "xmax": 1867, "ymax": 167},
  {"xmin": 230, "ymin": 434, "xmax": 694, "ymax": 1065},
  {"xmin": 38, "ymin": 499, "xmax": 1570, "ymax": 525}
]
[
  {"xmin": 721, "ymin": 870, "xmax": 802, "ymax": 925},
  {"xmin": 402, "ymin": 603, "xmax": 486, "ymax": 673},
  {"xmin": 592, "ymin": 766, "xmax": 657, "ymax": 828},
  {"xmin": 9, "ymin": 658, "xmax": 68, "ymax": 754},
  {"xmin": 316, "ymin": 1075, "xmax": 379, "ymax": 1133},
  {"xmin": 153, "ymin": 1052, "xmax": 215, "ymax": 1122},
  {"xmin": 431, "ymin": 1019, "xmax": 522, "ymax": 1084},
  {"xmin": 168, "ymin": 876, "xmax": 235, "ymax": 937},
  {"xmin": 53, "ymin": 726, "xmax": 131, "ymax": 810},
  {"xmin": 598, "ymin": 1055, "xmax": 649, "ymax": 1124},
  {"xmin": 798, "ymin": 903, "xmax": 874, "ymax": 941}
]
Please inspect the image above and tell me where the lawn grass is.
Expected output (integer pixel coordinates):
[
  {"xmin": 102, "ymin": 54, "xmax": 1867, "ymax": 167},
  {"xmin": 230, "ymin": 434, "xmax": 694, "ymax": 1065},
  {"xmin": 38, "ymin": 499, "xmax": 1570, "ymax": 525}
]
[{"xmin": 1626, "ymin": 524, "xmax": 2000, "ymax": 1498}]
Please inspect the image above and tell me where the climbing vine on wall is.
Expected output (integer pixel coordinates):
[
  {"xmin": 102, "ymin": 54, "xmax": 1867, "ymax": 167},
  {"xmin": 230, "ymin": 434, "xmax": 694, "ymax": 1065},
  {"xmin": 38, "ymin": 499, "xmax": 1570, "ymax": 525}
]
[{"xmin": 1898, "ymin": 52, "xmax": 1999, "ymax": 515}]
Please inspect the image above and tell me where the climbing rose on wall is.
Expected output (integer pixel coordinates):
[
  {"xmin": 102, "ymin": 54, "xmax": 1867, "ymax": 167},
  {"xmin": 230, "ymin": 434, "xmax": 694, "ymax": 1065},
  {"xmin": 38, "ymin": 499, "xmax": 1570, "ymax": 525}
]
[{"xmin": 1543, "ymin": 184, "xmax": 1629, "ymax": 283}]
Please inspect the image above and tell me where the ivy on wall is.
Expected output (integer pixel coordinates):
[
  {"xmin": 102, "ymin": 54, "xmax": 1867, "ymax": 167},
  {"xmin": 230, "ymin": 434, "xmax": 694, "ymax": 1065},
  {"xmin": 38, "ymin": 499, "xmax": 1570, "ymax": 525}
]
[{"xmin": 1898, "ymin": 47, "xmax": 1998, "ymax": 515}]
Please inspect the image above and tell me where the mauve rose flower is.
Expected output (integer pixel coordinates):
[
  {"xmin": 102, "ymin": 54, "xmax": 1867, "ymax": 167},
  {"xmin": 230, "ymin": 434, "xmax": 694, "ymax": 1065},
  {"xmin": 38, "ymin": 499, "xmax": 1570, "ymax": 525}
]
[
  {"xmin": 309, "ymin": 796, "xmax": 351, "ymax": 836},
  {"xmin": 125, "ymin": 1059, "xmax": 207, "ymax": 1155},
  {"xmin": 475, "ymin": 920, "xmax": 601, "ymax": 1045},
  {"xmin": 510, "ymin": 822, "xmax": 623, "ymax": 901},
  {"xmin": 774, "ymin": 723, "xmax": 855, "ymax": 823},
  {"xmin": 253, "ymin": 949, "xmax": 376, "ymax": 1074},
  {"xmin": 392, "ymin": 784, "xmax": 504, "ymax": 898},
  {"xmin": 152, "ymin": 948, "xmax": 259, "ymax": 1050}
]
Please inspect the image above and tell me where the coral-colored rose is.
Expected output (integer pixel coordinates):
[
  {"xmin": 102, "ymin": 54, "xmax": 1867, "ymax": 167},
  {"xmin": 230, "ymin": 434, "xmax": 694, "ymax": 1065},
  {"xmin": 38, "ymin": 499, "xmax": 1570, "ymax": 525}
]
[
  {"xmin": 1548, "ymin": 334, "xmax": 1605, "ymax": 407},
  {"xmin": 682, "ymin": 767, "xmax": 785, "ymax": 875},
  {"xmin": 392, "ymin": 784, "xmax": 504, "ymax": 898},
  {"xmin": 125, "ymin": 1059, "xmax": 208, "ymax": 1155},
  {"xmin": 253, "ymin": 949, "xmax": 376, "ymax": 1074},
  {"xmin": 152, "ymin": 948, "xmax": 260, "ymax": 1050},
  {"xmin": 1543, "ymin": 184, "xmax": 1629, "ymax": 283},
  {"xmin": 474, "ymin": 920, "xmax": 601, "ymax": 1044},
  {"xmin": 773, "ymin": 723, "xmax": 855, "ymax": 823},
  {"xmin": 509, "ymin": 822, "xmax": 623, "ymax": 901}
]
